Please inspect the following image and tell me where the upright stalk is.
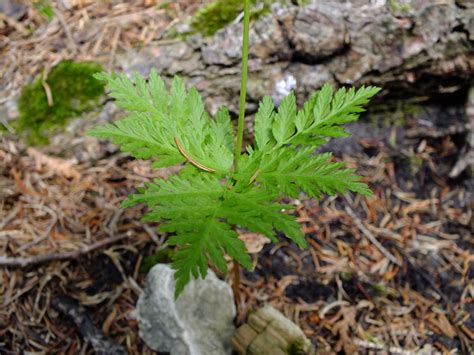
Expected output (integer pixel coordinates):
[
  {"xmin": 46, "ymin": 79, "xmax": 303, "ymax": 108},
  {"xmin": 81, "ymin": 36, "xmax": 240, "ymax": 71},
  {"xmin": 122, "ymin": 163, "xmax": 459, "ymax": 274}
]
[
  {"xmin": 232, "ymin": 0, "xmax": 251, "ymax": 316},
  {"xmin": 233, "ymin": 0, "xmax": 251, "ymax": 173}
]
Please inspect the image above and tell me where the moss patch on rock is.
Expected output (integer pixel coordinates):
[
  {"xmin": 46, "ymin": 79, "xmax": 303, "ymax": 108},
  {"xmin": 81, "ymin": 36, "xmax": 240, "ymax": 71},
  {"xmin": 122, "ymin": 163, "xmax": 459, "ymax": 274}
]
[
  {"xmin": 17, "ymin": 60, "xmax": 105, "ymax": 144},
  {"xmin": 388, "ymin": 0, "xmax": 412, "ymax": 14},
  {"xmin": 189, "ymin": 1, "xmax": 310, "ymax": 37},
  {"xmin": 191, "ymin": 0, "xmax": 272, "ymax": 36}
]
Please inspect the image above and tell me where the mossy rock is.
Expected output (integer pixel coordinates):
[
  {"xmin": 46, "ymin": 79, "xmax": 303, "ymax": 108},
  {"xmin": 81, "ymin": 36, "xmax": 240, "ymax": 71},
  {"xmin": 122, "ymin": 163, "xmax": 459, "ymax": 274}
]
[
  {"xmin": 17, "ymin": 60, "xmax": 105, "ymax": 144},
  {"xmin": 388, "ymin": 0, "xmax": 413, "ymax": 14},
  {"xmin": 187, "ymin": 1, "xmax": 310, "ymax": 38},
  {"xmin": 191, "ymin": 0, "xmax": 273, "ymax": 36}
]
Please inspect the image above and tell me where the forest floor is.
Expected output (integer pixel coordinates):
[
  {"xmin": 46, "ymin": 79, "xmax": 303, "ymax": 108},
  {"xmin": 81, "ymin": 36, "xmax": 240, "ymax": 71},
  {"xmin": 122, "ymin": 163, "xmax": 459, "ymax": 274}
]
[{"xmin": 1, "ymin": 1, "xmax": 473, "ymax": 354}]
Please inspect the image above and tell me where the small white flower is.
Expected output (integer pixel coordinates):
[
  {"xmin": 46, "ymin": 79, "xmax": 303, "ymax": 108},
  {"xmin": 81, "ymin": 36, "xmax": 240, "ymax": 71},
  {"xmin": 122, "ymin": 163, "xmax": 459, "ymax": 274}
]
[{"xmin": 273, "ymin": 75, "xmax": 297, "ymax": 104}]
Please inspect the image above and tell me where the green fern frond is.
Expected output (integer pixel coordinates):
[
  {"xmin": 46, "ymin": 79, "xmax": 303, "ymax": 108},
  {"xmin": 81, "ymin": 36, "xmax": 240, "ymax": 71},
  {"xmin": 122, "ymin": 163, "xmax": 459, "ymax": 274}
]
[
  {"xmin": 272, "ymin": 92, "xmax": 297, "ymax": 145},
  {"xmin": 236, "ymin": 147, "xmax": 372, "ymax": 199},
  {"xmin": 88, "ymin": 68, "xmax": 379, "ymax": 297},
  {"xmin": 168, "ymin": 220, "xmax": 250, "ymax": 298},
  {"xmin": 254, "ymin": 96, "xmax": 275, "ymax": 150},
  {"xmin": 223, "ymin": 186, "xmax": 307, "ymax": 248},
  {"xmin": 211, "ymin": 107, "xmax": 235, "ymax": 152},
  {"xmin": 253, "ymin": 84, "xmax": 381, "ymax": 149},
  {"xmin": 88, "ymin": 70, "xmax": 233, "ymax": 172},
  {"xmin": 123, "ymin": 173, "xmax": 307, "ymax": 296},
  {"xmin": 87, "ymin": 113, "xmax": 184, "ymax": 165}
]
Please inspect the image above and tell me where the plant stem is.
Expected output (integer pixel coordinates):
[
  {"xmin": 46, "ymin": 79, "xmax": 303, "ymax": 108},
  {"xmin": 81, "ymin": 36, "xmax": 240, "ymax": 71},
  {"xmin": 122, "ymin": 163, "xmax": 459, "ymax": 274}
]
[
  {"xmin": 232, "ymin": 260, "xmax": 241, "ymax": 314},
  {"xmin": 233, "ymin": 0, "xmax": 251, "ymax": 173},
  {"xmin": 231, "ymin": 0, "xmax": 251, "ymax": 315}
]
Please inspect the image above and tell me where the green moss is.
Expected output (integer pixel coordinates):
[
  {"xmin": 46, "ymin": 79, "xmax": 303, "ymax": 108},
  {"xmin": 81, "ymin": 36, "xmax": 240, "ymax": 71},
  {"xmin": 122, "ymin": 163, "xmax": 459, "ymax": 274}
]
[
  {"xmin": 189, "ymin": 1, "xmax": 311, "ymax": 37},
  {"xmin": 369, "ymin": 100, "xmax": 422, "ymax": 128},
  {"xmin": 157, "ymin": 1, "xmax": 173, "ymax": 10},
  {"xmin": 33, "ymin": 0, "xmax": 55, "ymax": 20},
  {"xmin": 17, "ymin": 60, "xmax": 105, "ymax": 144},
  {"xmin": 140, "ymin": 248, "xmax": 175, "ymax": 273},
  {"xmin": 288, "ymin": 339, "xmax": 308, "ymax": 354},
  {"xmin": 388, "ymin": 0, "xmax": 412, "ymax": 13},
  {"xmin": 370, "ymin": 283, "xmax": 388, "ymax": 297},
  {"xmin": 191, "ymin": 0, "xmax": 273, "ymax": 36},
  {"xmin": 339, "ymin": 271, "xmax": 354, "ymax": 281},
  {"xmin": 408, "ymin": 154, "xmax": 424, "ymax": 175}
]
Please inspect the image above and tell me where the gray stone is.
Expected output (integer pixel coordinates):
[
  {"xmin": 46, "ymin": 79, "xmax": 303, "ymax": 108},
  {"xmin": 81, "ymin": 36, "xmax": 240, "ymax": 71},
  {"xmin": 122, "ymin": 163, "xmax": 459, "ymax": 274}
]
[
  {"xmin": 290, "ymin": 3, "xmax": 347, "ymax": 61},
  {"xmin": 0, "ymin": 0, "xmax": 26, "ymax": 20},
  {"xmin": 136, "ymin": 264, "xmax": 236, "ymax": 355}
]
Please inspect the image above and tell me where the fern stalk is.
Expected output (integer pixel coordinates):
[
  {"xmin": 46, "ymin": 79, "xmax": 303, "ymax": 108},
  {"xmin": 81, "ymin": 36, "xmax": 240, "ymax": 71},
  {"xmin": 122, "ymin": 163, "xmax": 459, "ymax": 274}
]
[
  {"xmin": 232, "ymin": 0, "xmax": 251, "ymax": 312},
  {"xmin": 234, "ymin": 0, "xmax": 251, "ymax": 173}
]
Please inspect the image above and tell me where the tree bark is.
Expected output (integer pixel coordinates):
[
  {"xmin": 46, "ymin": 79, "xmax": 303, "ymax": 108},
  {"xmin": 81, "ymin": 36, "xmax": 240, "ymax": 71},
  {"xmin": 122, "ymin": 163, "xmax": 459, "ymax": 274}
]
[{"xmin": 126, "ymin": 0, "xmax": 473, "ymax": 114}]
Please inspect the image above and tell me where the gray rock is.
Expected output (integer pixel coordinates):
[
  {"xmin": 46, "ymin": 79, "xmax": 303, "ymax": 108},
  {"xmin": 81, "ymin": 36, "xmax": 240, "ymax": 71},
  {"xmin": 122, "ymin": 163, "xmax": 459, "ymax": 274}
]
[
  {"xmin": 290, "ymin": 2, "xmax": 347, "ymax": 61},
  {"xmin": 0, "ymin": 0, "xmax": 26, "ymax": 20},
  {"xmin": 136, "ymin": 264, "xmax": 236, "ymax": 355}
]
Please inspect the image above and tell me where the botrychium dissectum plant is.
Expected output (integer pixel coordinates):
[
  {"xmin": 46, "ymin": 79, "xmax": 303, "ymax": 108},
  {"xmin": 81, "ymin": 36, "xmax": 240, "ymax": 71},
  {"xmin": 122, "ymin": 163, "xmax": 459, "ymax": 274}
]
[{"xmin": 88, "ymin": 0, "xmax": 380, "ymax": 297}]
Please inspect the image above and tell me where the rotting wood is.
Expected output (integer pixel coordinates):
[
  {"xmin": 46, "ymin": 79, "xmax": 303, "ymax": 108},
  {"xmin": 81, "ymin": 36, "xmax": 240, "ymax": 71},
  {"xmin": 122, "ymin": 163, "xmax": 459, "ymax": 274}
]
[{"xmin": 232, "ymin": 305, "xmax": 314, "ymax": 355}]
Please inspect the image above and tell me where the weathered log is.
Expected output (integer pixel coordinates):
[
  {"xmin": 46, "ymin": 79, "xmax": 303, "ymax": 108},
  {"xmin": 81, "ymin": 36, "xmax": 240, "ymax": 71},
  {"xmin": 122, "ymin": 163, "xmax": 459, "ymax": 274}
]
[
  {"xmin": 232, "ymin": 306, "xmax": 314, "ymax": 355},
  {"xmin": 123, "ymin": 0, "xmax": 473, "ymax": 114}
]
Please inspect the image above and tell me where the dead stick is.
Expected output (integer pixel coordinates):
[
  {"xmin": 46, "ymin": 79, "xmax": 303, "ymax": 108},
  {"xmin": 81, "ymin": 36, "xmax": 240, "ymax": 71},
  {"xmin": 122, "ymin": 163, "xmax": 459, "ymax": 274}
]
[
  {"xmin": 54, "ymin": 5, "xmax": 78, "ymax": 54},
  {"xmin": 52, "ymin": 296, "xmax": 127, "ymax": 355},
  {"xmin": 41, "ymin": 64, "xmax": 54, "ymax": 107},
  {"xmin": 0, "ymin": 234, "xmax": 129, "ymax": 268},
  {"xmin": 107, "ymin": 26, "xmax": 121, "ymax": 72},
  {"xmin": 345, "ymin": 206, "xmax": 402, "ymax": 266}
]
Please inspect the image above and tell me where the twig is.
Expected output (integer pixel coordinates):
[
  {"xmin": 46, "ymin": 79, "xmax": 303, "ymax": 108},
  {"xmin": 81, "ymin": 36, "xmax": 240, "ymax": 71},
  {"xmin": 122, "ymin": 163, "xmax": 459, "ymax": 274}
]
[
  {"xmin": 107, "ymin": 26, "xmax": 121, "ymax": 72},
  {"xmin": 93, "ymin": 8, "xmax": 163, "ymax": 26},
  {"xmin": 0, "ymin": 230, "xmax": 22, "ymax": 238},
  {"xmin": 19, "ymin": 204, "xmax": 59, "ymax": 251},
  {"xmin": 345, "ymin": 206, "xmax": 402, "ymax": 266},
  {"xmin": 0, "ymin": 234, "xmax": 129, "ymax": 268},
  {"xmin": 0, "ymin": 12, "xmax": 29, "ymax": 35},
  {"xmin": 41, "ymin": 65, "xmax": 54, "ymax": 107},
  {"xmin": 319, "ymin": 300, "xmax": 350, "ymax": 318},
  {"xmin": 232, "ymin": 260, "xmax": 242, "ymax": 318},
  {"xmin": 54, "ymin": 6, "xmax": 78, "ymax": 54},
  {"xmin": 52, "ymin": 296, "xmax": 127, "ymax": 355},
  {"xmin": 0, "ymin": 204, "xmax": 21, "ymax": 230},
  {"xmin": 353, "ymin": 339, "xmax": 424, "ymax": 355},
  {"xmin": 140, "ymin": 222, "xmax": 165, "ymax": 246}
]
